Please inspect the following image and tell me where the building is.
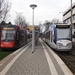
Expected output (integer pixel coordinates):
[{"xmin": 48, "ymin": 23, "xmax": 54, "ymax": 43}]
[{"xmin": 63, "ymin": 2, "xmax": 75, "ymax": 35}]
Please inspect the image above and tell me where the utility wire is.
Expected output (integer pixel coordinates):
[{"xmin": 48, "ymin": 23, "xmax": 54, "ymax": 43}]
[
  {"xmin": 55, "ymin": 0, "xmax": 70, "ymax": 18},
  {"xmin": 11, "ymin": 8, "xmax": 23, "ymax": 15}
]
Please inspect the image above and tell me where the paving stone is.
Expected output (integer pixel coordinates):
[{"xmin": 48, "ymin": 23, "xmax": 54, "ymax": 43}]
[
  {"xmin": 5, "ymin": 72, "xmax": 12, "ymax": 75},
  {"xmin": 4, "ymin": 39, "xmax": 67, "ymax": 75}
]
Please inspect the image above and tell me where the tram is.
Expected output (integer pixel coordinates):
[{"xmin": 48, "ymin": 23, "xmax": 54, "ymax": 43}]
[
  {"xmin": 0, "ymin": 24, "xmax": 29, "ymax": 50},
  {"xmin": 42, "ymin": 23, "xmax": 72, "ymax": 51}
]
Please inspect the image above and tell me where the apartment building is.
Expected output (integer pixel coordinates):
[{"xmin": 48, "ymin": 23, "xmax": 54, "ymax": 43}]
[{"xmin": 63, "ymin": 2, "xmax": 75, "ymax": 35}]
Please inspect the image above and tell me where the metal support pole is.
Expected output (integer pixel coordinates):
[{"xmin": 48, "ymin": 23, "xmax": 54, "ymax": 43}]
[
  {"xmin": 30, "ymin": 4, "xmax": 37, "ymax": 53},
  {"xmin": 71, "ymin": 0, "xmax": 73, "ymax": 29},
  {"xmin": 32, "ymin": 8, "xmax": 35, "ymax": 53}
]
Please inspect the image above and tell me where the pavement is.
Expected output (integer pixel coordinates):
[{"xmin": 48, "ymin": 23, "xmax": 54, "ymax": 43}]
[{"xmin": 0, "ymin": 39, "xmax": 73, "ymax": 75}]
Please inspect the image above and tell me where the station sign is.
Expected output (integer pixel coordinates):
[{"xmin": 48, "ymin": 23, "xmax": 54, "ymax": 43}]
[{"xmin": 29, "ymin": 25, "xmax": 33, "ymax": 31}]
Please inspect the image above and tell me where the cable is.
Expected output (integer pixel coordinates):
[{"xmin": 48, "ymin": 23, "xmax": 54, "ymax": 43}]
[{"xmin": 55, "ymin": 0, "xmax": 70, "ymax": 18}]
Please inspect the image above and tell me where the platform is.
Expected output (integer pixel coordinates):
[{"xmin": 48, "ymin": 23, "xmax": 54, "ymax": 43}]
[{"xmin": 0, "ymin": 39, "xmax": 73, "ymax": 75}]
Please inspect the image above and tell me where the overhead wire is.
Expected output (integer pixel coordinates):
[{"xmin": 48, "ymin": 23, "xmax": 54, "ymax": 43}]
[{"xmin": 55, "ymin": 0, "xmax": 70, "ymax": 18}]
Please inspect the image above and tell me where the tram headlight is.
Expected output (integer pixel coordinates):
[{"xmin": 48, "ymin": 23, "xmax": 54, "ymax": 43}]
[
  {"xmin": 67, "ymin": 43, "xmax": 72, "ymax": 46},
  {"xmin": 1, "ymin": 44, "xmax": 3, "ymax": 47}
]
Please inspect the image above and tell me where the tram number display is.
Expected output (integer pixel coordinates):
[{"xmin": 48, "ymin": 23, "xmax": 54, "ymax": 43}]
[{"xmin": 56, "ymin": 25, "xmax": 70, "ymax": 28}]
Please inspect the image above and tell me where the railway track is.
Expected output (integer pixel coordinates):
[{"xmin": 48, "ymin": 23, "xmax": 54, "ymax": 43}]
[{"xmin": 56, "ymin": 51, "xmax": 75, "ymax": 74}]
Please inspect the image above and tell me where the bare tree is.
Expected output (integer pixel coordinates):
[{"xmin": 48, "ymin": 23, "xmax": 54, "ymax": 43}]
[
  {"xmin": 14, "ymin": 14, "xmax": 27, "ymax": 27},
  {"xmin": 44, "ymin": 20, "xmax": 52, "ymax": 30},
  {"xmin": 0, "ymin": 0, "xmax": 4, "ymax": 20},
  {"xmin": 2, "ymin": 1, "xmax": 11, "ymax": 21},
  {"xmin": 51, "ymin": 19, "xmax": 60, "ymax": 23},
  {"xmin": 0, "ymin": 0, "xmax": 11, "ymax": 22}
]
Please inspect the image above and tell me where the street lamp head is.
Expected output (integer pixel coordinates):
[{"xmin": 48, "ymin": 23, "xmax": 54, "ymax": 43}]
[{"xmin": 30, "ymin": 4, "xmax": 37, "ymax": 9}]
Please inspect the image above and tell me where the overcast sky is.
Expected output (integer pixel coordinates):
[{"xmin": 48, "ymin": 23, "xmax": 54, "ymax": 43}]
[{"xmin": 8, "ymin": 0, "xmax": 75, "ymax": 25}]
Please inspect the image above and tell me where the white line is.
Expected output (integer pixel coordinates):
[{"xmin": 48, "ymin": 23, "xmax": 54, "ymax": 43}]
[
  {"xmin": 42, "ymin": 40, "xmax": 73, "ymax": 75},
  {"xmin": 0, "ymin": 45, "xmax": 30, "ymax": 75},
  {"xmin": 41, "ymin": 40, "xmax": 58, "ymax": 75},
  {"xmin": 0, "ymin": 46, "xmax": 25, "ymax": 66}
]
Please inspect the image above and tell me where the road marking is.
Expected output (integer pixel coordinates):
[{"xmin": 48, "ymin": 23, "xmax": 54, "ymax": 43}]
[
  {"xmin": 0, "ymin": 45, "xmax": 30, "ymax": 75},
  {"xmin": 41, "ymin": 40, "xmax": 58, "ymax": 75}
]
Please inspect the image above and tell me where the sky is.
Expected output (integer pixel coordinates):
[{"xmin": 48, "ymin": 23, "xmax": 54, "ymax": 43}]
[{"xmin": 8, "ymin": 0, "xmax": 75, "ymax": 25}]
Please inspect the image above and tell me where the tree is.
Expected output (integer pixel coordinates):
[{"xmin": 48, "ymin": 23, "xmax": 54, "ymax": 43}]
[
  {"xmin": 0, "ymin": 0, "xmax": 11, "ymax": 22},
  {"xmin": 8, "ymin": 22, "xmax": 12, "ymax": 25},
  {"xmin": 14, "ymin": 14, "xmax": 27, "ymax": 27},
  {"xmin": 0, "ymin": 0, "xmax": 4, "ymax": 19},
  {"xmin": 51, "ymin": 19, "xmax": 60, "ymax": 23},
  {"xmin": 0, "ymin": 20, "xmax": 6, "ymax": 25},
  {"xmin": 44, "ymin": 20, "xmax": 52, "ymax": 30}
]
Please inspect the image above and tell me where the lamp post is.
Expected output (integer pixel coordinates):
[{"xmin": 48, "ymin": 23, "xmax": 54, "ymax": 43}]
[{"xmin": 30, "ymin": 4, "xmax": 37, "ymax": 53}]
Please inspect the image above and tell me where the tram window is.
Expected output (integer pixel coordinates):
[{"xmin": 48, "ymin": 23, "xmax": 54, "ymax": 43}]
[
  {"xmin": 51, "ymin": 31, "xmax": 52, "ymax": 43},
  {"xmin": 46, "ymin": 31, "xmax": 50, "ymax": 40},
  {"xmin": 49, "ymin": 31, "xmax": 51, "ymax": 40}
]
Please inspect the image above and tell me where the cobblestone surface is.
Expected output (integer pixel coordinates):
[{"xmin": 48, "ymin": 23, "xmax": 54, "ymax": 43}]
[{"xmin": 5, "ymin": 41, "xmax": 51, "ymax": 75}]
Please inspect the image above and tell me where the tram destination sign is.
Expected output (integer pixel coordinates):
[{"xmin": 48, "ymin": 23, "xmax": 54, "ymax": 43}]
[
  {"xmin": 3, "ymin": 27, "xmax": 15, "ymax": 30},
  {"xmin": 56, "ymin": 25, "xmax": 70, "ymax": 29}
]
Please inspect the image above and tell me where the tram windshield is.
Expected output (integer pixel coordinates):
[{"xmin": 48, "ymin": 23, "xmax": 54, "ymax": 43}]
[
  {"xmin": 1, "ymin": 30, "xmax": 15, "ymax": 41},
  {"xmin": 57, "ymin": 28, "xmax": 71, "ymax": 40}
]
